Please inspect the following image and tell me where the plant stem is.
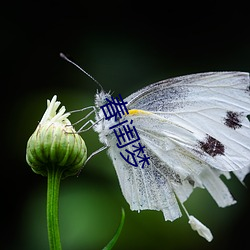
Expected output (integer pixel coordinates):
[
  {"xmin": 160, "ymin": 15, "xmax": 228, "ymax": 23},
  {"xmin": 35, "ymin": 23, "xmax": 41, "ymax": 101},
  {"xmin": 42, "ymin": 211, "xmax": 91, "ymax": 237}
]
[
  {"xmin": 47, "ymin": 165, "xmax": 63, "ymax": 250},
  {"xmin": 103, "ymin": 208, "xmax": 125, "ymax": 250}
]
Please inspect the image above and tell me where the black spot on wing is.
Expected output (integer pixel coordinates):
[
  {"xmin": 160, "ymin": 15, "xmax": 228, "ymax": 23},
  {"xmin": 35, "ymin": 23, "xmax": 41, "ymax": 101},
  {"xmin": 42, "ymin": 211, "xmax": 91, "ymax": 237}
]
[
  {"xmin": 186, "ymin": 177, "xmax": 195, "ymax": 186},
  {"xmin": 224, "ymin": 111, "xmax": 243, "ymax": 130},
  {"xmin": 246, "ymin": 84, "xmax": 250, "ymax": 94},
  {"xmin": 199, "ymin": 135, "xmax": 225, "ymax": 157}
]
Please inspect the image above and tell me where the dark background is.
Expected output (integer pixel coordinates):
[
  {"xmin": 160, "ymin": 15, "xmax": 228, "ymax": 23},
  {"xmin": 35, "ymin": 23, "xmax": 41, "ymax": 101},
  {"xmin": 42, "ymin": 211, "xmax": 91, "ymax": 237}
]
[{"xmin": 2, "ymin": 1, "xmax": 250, "ymax": 250}]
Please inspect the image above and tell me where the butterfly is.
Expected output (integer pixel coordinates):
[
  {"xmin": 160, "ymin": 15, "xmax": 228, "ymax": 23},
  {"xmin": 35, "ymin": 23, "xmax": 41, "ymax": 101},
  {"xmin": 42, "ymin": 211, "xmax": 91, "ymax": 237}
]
[
  {"xmin": 89, "ymin": 71, "xmax": 250, "ymax": 241},
  {"xmin": 60, "ymin": 53, "xmax": 250, "ymax": 241}
]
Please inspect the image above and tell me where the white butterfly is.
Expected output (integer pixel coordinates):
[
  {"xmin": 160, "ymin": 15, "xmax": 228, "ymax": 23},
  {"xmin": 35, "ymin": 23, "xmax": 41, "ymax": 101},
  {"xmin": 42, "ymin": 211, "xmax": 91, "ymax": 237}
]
[
  {"xmin": 86, "ymin": 71, "xmax": 250, "ymax": 242},
  {"xmin": 58, "ymin": 58, "xmax": 250, "ymax": 241}
]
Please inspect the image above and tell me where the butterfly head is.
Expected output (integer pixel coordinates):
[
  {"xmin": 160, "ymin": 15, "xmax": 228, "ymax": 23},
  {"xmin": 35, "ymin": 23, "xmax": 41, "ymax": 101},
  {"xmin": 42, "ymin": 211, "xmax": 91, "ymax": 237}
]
[
  {"xmin": 93, "ymin": 90, "xmax": 118, "ymax": 145},
  {"xmin": 94, "ymin": 89, "xmax": 112, "ymax": 107}
]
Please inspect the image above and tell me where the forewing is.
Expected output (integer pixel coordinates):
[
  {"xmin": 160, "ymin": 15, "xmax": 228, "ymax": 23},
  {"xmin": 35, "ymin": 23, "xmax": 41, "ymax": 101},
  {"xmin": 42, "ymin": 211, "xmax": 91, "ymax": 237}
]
[{"xmin": 125, "ymin": 72, "xmax": 250, "ymax": 174}]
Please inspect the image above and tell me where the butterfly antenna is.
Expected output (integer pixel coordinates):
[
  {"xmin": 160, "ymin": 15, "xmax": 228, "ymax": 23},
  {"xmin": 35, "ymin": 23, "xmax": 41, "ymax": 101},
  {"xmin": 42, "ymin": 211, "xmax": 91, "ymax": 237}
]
[{"xmin": 60, "ymin": 53, "xmax": 104, "ymax": 91}]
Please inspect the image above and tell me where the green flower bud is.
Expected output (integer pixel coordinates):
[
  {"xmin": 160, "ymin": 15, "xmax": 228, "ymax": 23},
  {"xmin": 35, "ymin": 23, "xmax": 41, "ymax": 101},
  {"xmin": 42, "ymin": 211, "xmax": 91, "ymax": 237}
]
[{"xmin": 26, "ymin": 95, "xmax": 87, "ymax": 178}]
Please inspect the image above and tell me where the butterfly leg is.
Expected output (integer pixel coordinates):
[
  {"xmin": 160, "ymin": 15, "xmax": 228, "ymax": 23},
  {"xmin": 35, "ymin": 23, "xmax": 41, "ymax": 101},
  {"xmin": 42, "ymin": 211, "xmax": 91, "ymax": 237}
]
[
  {"xmin": 70, "ymin": 105, "xmax": 96, "ymax": 114},
  {"xmin": 77, "ymin": 119, "xmax": 96, "ymax": 132},
  {"xmin": 69, "ymin": 106, "xmax": 100, "ymax": 132},
  {"xmin": 85, "ymin": 145, "xmax": 108, "ymax": 165},
  {"xmin": 70, "ymin": 106, "xmax": 96, "ymax": 126},
  {"xmin": 77, "ymin": 145, "xmax": 108, "ymax": 176}
]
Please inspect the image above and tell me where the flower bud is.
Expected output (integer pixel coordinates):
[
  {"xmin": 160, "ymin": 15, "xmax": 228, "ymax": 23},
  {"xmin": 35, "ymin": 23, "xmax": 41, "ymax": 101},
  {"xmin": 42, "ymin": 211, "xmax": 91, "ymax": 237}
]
[{"xmin": 26, "ymin": 95, "xmax": 87, "ymax": 178}]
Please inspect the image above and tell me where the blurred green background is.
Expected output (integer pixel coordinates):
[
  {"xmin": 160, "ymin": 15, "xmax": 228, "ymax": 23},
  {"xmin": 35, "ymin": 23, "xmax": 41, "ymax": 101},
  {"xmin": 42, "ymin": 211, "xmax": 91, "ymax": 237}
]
[{"xmin": 2, "ymin": 2, "xmax": 250, "ymax": 250}]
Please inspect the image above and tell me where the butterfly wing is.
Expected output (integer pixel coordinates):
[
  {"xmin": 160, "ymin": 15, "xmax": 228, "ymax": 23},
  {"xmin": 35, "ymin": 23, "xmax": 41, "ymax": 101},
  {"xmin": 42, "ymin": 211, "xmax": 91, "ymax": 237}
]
[
  {"xmin": 125, "ymin": 72, "xmax": 250, "ymax": 173},
  {"xmin": 95, "ymin": 72, "xmax": 250, "ymax": 222},
  {"xmin": 105, "ymin": 72, "xmax": 250, "ymax": 221}
]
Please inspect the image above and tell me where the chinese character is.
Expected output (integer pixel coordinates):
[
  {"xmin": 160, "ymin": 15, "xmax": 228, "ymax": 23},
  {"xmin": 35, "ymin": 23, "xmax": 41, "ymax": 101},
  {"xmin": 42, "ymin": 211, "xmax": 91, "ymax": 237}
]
[
  {"xmin": 109, "ymin": 120, "xmax": 140, "ymax": 148},
  {"xmin": 136, "ymin": 152, "xmax": 150, "ymax": 169},
  {"xmin": 120, "ymin": 149, "xmax": 138, "ymax": 167},
  {"xmin": 120, "ymin": 142, "xmax": 150, "ymax": 168},
  {"xmin": 100, "ymin": 94, "xmax": 128, "ymax": 121},
  {"xmin": 99, "ymin": 93, "xmax": 151, "ymax": 169},
  {"xmin": 132, "ymin": 142, "xmax": 146, "ymax": 156}
]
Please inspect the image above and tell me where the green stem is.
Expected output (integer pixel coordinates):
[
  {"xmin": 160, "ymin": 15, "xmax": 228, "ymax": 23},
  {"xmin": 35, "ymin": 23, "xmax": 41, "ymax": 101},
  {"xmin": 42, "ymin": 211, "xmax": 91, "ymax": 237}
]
[{"xmin": 47, "ymin": 165, "xmax": 63, "ymax": 250}]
